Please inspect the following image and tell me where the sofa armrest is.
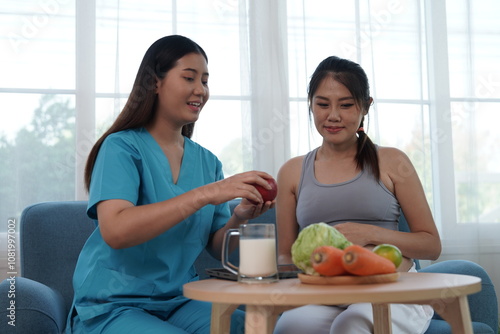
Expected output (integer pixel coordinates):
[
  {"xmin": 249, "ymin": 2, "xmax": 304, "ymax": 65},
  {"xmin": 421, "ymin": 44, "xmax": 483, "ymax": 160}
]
[
  {"xmin": 419, "ymin": 260, "xmax": 498, "ymax": 334},
  {"xmin": 0, "ymin": 276, "xmax": 66, "ymax": 333}
]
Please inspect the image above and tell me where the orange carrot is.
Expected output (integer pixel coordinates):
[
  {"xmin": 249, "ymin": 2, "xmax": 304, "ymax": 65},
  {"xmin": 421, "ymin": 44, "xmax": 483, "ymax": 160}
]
[
  {"xmin": 342, "ymin": 245, "xmax": 396, "ymax": 276},
  {"xmin": 311, "ymin": 246, "xmax": 348, "ymax": 276}
]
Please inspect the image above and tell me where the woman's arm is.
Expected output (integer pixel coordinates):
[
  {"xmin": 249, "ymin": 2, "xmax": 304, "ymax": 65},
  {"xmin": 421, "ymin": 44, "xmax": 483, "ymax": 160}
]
[
  {"xmin": 97, "ymin": 171, "xmax": 275, "ymax": 249},
  {"xmin": 335, "ymin": 147, "xmax": 441, "ymax": 261},
  {"xmin": 383, "ymin": 147, "xmax": 441, "ymax": 260},
  {"xmin": 276, "ymin": 157, "xmax": 303, "ymax": 265}
]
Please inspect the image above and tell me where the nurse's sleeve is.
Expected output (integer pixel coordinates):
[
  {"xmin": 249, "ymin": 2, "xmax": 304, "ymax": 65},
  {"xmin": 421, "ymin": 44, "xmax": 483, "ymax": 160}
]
[
  {"xmin": 87, "ymin": 135, "xmax": 142, "ymax": 219},
  {"xmin": 210, "ymin": 159, "xmax": 231, "ymax": 234}
]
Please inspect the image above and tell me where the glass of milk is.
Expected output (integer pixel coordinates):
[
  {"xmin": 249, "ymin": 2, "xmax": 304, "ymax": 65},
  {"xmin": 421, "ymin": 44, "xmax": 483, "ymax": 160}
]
[{"xmin": 222, "ymin": 224, "xmax": 279, "ymax": 283}]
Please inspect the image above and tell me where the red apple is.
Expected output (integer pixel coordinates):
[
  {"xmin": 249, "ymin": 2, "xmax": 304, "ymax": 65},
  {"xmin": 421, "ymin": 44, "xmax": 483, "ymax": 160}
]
[{"xmin": 249, "ymin": 178, "xmax": 278, "ymax": 204}]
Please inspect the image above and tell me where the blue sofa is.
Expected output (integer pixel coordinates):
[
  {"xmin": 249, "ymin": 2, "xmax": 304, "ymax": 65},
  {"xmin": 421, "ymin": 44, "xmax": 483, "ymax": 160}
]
[{"xmin": 0, "ymin": 200, "xmax": 498, "ymax": 333}]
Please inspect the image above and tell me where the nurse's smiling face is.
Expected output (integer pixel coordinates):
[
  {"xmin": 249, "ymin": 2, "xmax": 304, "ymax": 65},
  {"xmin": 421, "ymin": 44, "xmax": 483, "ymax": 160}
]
[{"xmin": 155, "ymin": 52, "xmax": 210, "ymax": 129}]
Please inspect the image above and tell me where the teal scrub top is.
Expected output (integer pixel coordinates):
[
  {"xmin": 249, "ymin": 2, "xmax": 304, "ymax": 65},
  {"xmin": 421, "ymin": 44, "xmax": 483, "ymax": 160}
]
[{"xmin": 71, "ymin": 128, "xmax": 229, "ymax": 322}]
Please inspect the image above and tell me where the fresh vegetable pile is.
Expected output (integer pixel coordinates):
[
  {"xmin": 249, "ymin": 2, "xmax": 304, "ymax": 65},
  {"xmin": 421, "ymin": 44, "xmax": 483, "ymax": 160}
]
[
  {"xmin": 292, "ymin": 223, "xmax": 402, "ymax": 276},
  {"xmin": 291, "ymin": 223, "xmax": 352, "ymax": 275}
]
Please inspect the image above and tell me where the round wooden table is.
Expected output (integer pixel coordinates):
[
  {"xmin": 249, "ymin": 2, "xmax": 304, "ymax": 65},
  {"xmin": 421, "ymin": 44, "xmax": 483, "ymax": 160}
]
[{"xmin": 183, "ymin": 272, "xmax": 481, "ymax": 334}]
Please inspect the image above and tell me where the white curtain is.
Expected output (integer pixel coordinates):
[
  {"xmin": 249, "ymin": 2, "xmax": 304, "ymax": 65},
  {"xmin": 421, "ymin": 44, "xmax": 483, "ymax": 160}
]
[{"xmin": 1, "ymin": 0, "xmax": 499, "ymax": 311}]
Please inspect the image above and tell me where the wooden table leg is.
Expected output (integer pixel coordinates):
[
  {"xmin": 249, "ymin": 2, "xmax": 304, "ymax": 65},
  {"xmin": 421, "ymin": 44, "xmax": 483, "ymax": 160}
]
[
  {"xmin": 431, "ymin": 296, "xmax": 473, "ymax": 334},
  {"xmin": 211, "ymin": 303, "xmax": 238, "ymax": 334},
  {"xmin": 244, "ymin": 305, "xmax": 282, "ymax": 334},
  {"xmin": 372, "ymin": 303, "xmax": 392, "ymax": 334}
]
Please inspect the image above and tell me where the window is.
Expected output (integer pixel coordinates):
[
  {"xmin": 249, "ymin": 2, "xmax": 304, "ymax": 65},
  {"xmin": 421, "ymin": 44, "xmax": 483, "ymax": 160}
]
[{"xmin": 1, "ymin": 1, "xmax": 499, "ymax": 244}]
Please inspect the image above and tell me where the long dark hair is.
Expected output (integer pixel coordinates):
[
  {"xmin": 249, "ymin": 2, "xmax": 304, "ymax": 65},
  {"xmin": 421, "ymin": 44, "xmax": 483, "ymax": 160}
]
[
  {"xmin": 84, "ymin": 35, "xmax": 208, "ymax": 191},
  {"xmin": 308, "ymin": 56, "xmax": 379, "ymax": 179}
]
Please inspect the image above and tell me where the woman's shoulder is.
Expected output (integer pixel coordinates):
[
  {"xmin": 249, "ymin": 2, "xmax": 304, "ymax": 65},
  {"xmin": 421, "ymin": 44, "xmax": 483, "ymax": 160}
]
[
  {"xmin": 97, "ymin": 129, "xmax": 147, "ymax": 161},
  {"xmin": 282, "ymin": 147, "xmax": 319, "ymax": 169},
  {"xmin": 105, "ymin": 128, "xmax": 143, "ymax": 142},
  {"xmin": 184, "ymin": 137, "xmax": 222, "ymax": 167},
  {"xmin": 101, "ymin": 128, "xmax": 148, "ymax": 151},
  {"xmin": 278, "ymin": 155, "xmax": 306, "ymax": 183},
  {"xmin": 184, "ymin": 137, "xmax": 216, "ymax": 156},
  {"xmin": 377, "ymin": 145, "xmax": 409, "ymax": 160},
  {"xmin": 281, "ymin": 155, "xmax": 305, "ymax": 170},
  {"xmin": 377, "ymin": 146, "xmax": 415, "ymax": 174}
]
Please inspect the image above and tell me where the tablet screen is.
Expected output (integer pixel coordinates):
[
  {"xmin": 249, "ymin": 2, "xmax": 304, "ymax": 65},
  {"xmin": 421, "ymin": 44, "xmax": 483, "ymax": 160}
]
[{"xmin": 205, "ymin": 265, "xmax": 301, "ymax": 281}]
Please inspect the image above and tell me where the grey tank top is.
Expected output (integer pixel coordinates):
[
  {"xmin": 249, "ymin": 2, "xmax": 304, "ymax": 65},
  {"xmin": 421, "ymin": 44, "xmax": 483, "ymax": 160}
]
[{"xmin": 296, "ymin": 148, "xmax": 401, "ymax": 231}]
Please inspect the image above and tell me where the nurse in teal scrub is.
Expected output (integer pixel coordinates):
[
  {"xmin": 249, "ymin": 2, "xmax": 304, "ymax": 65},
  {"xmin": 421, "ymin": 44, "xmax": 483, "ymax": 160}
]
[{"xmin": 65, "ymin": 35, "xmax": 275, "ymax": 334}]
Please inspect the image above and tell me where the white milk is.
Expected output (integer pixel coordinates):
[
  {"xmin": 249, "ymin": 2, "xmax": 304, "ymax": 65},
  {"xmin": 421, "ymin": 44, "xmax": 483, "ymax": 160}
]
[{"xmin": 239, "ymin": 238, "xmax": 277, "ymax": 276}]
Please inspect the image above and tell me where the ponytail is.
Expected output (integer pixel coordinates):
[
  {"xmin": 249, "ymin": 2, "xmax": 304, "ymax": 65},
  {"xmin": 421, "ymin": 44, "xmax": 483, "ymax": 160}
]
[{"xmin": 355, "ymin": 119, "xmax": 380, "ymax": 180}]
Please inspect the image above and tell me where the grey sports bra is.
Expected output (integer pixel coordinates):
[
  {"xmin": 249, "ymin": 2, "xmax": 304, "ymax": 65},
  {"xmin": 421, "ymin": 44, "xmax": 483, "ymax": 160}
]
[{"xmin": 296, "ymin": 148, "xmax": 401, "ymax": 231}]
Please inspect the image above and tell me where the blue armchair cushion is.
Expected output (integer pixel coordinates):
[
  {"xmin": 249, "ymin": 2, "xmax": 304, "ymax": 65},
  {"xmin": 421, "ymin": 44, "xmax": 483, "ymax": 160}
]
[
  {"xmin": 20, "ymin": 201, "xmax": 96, "ymax": 314},
  {"xmin": 0, "ymin": 276, "xmax": 66, "ymax": 333},
  {"xmin": 419, "ymin": 260, "xmax": 498, "ymax": 334}
]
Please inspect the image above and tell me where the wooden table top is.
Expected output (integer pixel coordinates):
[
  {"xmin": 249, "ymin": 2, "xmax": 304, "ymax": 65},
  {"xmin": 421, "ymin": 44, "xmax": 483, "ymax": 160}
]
[{"xmin": 184, "ymin": 272, "xmax": 481, "ymax": 306}]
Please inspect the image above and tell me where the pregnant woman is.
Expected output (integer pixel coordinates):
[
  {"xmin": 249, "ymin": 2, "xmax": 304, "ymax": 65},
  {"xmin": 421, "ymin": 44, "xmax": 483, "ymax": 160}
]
[{"xmin": 274, "ymin": 56, "xmax": 441, "ymax": 334}]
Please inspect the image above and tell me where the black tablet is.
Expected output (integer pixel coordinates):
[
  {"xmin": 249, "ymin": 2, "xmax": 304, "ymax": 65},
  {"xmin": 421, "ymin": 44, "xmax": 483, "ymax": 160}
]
[{"xmin": 206, "ymin": 265, "xmax": 301, "ymax": 281}]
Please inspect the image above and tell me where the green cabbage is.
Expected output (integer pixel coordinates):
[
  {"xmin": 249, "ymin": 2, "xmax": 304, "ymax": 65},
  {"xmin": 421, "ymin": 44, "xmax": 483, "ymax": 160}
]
[{"xmin": 291, "ymin": 222, "xmax": 352, "ymax": 275}]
